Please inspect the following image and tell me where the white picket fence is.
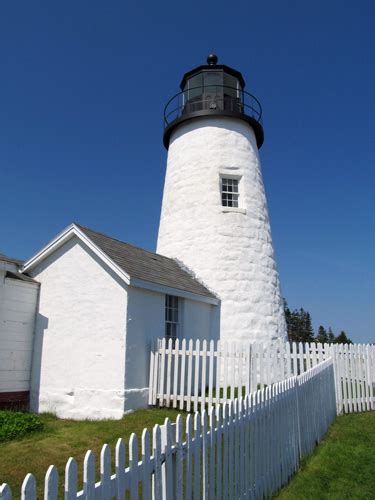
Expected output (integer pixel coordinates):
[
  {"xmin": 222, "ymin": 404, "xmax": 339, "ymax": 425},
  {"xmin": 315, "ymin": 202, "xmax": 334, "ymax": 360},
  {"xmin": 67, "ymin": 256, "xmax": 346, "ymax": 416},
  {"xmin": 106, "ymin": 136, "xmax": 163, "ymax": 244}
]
[
  {"xmin": 149, "ymin": 339, "xmax": 375, "ymax": 414},
  {"xmin": 0, "ymin": 359, "xmax": 336, "ymax": 499}
]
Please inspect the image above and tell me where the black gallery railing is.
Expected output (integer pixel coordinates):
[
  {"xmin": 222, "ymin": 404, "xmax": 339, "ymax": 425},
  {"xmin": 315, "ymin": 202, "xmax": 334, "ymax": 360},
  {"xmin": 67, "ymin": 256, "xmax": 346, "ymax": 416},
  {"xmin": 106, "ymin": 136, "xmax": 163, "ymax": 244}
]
[{"xmin": 163, "ymin": 85, "xmax": 263, "ymax": 128}]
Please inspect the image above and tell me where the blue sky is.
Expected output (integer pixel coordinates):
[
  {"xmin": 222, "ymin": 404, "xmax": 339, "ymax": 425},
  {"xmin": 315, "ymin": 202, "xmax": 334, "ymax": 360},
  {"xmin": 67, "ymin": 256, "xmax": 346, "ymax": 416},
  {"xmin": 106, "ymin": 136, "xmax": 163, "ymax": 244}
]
[{"xmin": 1, "ymin": 1, "xmax": 374, "ymax": 342}]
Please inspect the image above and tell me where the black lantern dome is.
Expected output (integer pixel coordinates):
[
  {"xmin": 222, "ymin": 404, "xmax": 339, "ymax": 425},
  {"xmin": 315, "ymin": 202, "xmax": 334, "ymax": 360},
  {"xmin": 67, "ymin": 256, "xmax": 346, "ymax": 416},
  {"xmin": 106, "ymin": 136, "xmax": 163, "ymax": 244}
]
[{"xmin": 163, "ymin": 54, "xmax": 264, "ymax": 149}]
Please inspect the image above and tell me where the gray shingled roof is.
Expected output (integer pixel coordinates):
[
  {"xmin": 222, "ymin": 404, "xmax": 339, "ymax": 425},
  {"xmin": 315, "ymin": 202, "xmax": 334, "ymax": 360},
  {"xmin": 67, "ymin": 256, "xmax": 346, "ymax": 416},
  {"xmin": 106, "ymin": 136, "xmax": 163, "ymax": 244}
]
[{"xmin": 76, "ymin": 224, "xmax": 217, "ymax": 300}]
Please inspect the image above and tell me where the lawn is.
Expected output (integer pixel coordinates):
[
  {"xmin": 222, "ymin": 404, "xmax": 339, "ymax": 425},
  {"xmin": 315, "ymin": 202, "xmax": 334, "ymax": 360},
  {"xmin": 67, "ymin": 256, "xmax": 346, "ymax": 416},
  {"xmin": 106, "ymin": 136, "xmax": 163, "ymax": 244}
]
[
  {"xmin": 0, "ymin": 408, "xmax": 183, "ymax": 498},
  {"xmin": 276, "ymin": 412, "xmax": 375, "ymax": 499},
  {"xmin": 2, "ymin": 409, "xmax": 375, "ymax": 499}
]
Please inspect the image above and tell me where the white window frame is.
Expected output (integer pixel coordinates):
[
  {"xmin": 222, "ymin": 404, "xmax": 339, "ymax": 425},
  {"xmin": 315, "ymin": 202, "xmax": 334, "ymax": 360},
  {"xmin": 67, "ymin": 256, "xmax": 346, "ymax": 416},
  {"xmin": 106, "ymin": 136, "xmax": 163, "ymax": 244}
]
[
  {"xmin": 221, "ymin": 176, "xmax": 240, "ymax": 208},
  {"xmin": 219, "ymin": 173, "xmax": 246, "ymax": 214}
]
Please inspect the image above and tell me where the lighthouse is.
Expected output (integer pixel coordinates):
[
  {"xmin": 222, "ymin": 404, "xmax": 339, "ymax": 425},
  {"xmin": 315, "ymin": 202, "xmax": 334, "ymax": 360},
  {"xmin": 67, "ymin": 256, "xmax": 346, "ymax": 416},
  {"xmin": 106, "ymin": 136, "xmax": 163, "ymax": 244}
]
[{"xmin": 157, "ymin": 54, "xmax": 286, "ymax": 343}]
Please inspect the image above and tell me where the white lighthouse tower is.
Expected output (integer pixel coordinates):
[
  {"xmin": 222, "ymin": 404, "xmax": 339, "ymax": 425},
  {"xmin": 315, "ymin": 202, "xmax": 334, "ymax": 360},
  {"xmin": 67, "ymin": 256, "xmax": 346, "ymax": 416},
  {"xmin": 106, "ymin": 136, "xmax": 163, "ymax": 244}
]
[{"xmin": 157, "ymin": 54, "xmax": 286, "ymax": 343}]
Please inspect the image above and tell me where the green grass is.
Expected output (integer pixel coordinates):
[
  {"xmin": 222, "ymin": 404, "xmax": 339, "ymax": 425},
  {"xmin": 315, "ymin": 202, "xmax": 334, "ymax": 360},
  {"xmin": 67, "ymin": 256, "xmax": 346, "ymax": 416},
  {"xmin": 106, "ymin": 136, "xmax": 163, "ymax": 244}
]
[
  {"xmin": 2, "ymin": 409, "xmax": 374, "ymax": 499},
  {"xmin": 0, "ymin": 409, "xmax": 183, "ymax": 499},
  {"xmin": 276, "ymin": 412, "xmax": 375, "ymax": 499}
]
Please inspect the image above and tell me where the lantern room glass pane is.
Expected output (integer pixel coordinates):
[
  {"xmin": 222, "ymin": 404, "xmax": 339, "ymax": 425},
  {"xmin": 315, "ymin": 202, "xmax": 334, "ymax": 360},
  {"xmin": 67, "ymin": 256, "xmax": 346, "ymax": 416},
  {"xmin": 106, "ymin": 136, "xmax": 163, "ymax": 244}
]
[
  {"xmin": 203, "ymin": 71, "xmax": 223, "ymax": 91},
  {"xmin": 185, "ymin": 73, "xmax": 203, "ymax": 101},
  {"xmin": 224, "ymin": 73, "xmax": 239, "ymax": 97}
]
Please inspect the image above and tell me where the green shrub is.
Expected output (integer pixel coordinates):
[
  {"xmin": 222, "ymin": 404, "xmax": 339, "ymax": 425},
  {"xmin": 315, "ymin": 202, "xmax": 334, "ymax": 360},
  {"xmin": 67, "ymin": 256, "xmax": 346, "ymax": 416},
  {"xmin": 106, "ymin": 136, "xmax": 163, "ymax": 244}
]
[{"xmin": 0, "ymin": 411, "xmax": 44, "ymax": 442}]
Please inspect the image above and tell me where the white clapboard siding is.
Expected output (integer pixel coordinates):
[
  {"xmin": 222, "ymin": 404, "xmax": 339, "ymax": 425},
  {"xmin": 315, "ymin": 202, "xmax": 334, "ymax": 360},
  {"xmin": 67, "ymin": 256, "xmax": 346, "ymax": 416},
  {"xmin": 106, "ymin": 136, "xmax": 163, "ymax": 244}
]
[
  {"xmin": 150, "ymin": 339, "xmax": 375, "ymax": 415},
  {"xmin": 1, "ymin": 359, "xmax": 337, "ymax": 500},
  {"xmin": 0, "ymin": 276, "xmax": 39, "ymax": 395}
]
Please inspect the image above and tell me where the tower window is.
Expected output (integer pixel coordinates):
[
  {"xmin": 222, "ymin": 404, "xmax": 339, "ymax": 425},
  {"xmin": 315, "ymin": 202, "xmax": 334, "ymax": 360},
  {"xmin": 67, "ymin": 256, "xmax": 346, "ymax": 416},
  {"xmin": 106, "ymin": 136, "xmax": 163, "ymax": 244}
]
[
  {"xmin": 165, "ymin": 295, "xmax": 179, "ymax": 342},
  {"xmin": 221, "ymin": 177, "xmax": 239, "ymax": 207}
]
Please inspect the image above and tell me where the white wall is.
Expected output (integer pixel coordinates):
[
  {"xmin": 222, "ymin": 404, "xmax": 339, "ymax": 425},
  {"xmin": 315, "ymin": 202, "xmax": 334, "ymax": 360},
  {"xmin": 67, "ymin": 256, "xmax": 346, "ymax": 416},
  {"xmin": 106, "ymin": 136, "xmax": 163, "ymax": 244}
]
[
  {"xmin": 125, "ymin": 287, "xmax": 219, "ymax": 411},
  {"xmin": 0, "ymin": 267, "xmax": 39, "ymax": 397},
  {"xmin": 183, "ymin": 298, "xmax": 220, "ymax": 343},
  {"xmin": 125, "ymin": 287, "xmax": 164, "ymax": 411},
  {"xmin": 29, "ymin": 237, "xmax": 128, "ymax": 420},
  {"xmin": 157, "ymin": 117, "xmax": 286, "ymax": 344}
]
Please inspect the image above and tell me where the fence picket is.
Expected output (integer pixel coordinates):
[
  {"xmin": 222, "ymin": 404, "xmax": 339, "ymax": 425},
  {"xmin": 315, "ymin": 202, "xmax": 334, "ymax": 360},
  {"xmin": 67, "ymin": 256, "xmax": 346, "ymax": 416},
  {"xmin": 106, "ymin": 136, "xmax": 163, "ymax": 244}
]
[
  {"xmin": 44, "ymin": 465, "xmax": 58, "ymax": 500},
  {"xmin": 83, "ymin": 451, "xmax": 95, "ymax": 500},
  {"xmin": 65, "ymin": 458, "xmax": 77, "ymax": 500},
  {"xmin": 165, "ymin": 339, "xmax": 173, "ymax": 408},
  {"xmin": 230, "ymin": 342, "xmax": 236, "ymax": 401},
  {"xmin": 100, "ymin": 445, "xmax": 111, "ymax": 500},
  {"xmin": 186, "ymin": 339, "xmax": 193, "ymax": 412},
  {"xmin": 193, "ymin": 413, "xmax": 201, "ymax": 500},
  {"xmin": 152, "ymin": 425, "xmax": 162, "ymax": 500},
  {"xmin": 148, "ymin": 344, "xmax": 155, "ymax": 405},
  {"xmin": 193, "ymin": 340, "xmax": 200, "ymax": 412},
  {"xmin": 141, "ymin": 429, "xmax": 151, "ymax": 500},
  {"xmin": 179, "ymin": 339, "xmax": 187, "ymax": 410},
  {"xmin": 129, "ymin": 434, "xmax": 138, "ymax": 499},
  {"xmin": 159, "ymin": 338, "xmax": 166, "ymax": 407},
  {"xmin": 346, "ymin": 345, "xmax": 353, "ymax": 413},
  {"xmin": 352, "ymin": 344, "xmax": 359, "ymax": 412},
  {"xmin": 152, "ymin": 339, "xmax": 159, "ymax": 406},
  {"xmin": 223, "ymin": 341, "xmax": 229, "ymax": 402},
  {"xmin": 115, "ymin": 438, "xmax": 125, "ymax": 499},
  {"xmin": 161, "ymin": 418, "xmax": 173, "ymax": 500},
  {"xmin": 201, "ymin": 410, "xmax": 209, "ymax": 500},
  {"xmin": 201, "ymin": 340, "xmax": 207, "ymax": 409},
  {"xmin": 174, "ymin": 416, "xmax": 183, "ymax": 499},
  {"xmin": 172, "ymin": 338, "xmax": 179, "ymax": 409},
  {"xmin": 209, "ymin": 406, "xmax": 216, "ymax": 500},
  {"xmin": 216, "ymin": 405, "xmax": 223, "ymax": 499},
  {"xmin": 0, "ymin": 484, "xmax": 11, "ymax": 500},
  {"xmin": 21, "ymin": 474, "xmax": 36, "ymax": 500},
  {"xmin": 359, "ymin": 345, "xmax": 367, "ymax": 411},
  {"xmin": 208, "ymin": 340, "xmax": 215, "ymax": 411},
  {"xmin": 215, "ymin": 340, "xmax": 221, "ymax": 405},
  {"xmin": 228, "ymin": 400, "xmax": 234, "ymax": 499},
  {"xmin": 185, "ymin": 415, "xmax": 193, "ymax": 500},
  {"xmin": 259, "ymin": 343, "xmax": 265, "ymax": 389},
  {"xmin": 365, "ymin": 344, "xmax": 372, "ymax": 411},
  {"xmin": 222, "ymin": 403, "xmax": 229, "ymax": 498}
]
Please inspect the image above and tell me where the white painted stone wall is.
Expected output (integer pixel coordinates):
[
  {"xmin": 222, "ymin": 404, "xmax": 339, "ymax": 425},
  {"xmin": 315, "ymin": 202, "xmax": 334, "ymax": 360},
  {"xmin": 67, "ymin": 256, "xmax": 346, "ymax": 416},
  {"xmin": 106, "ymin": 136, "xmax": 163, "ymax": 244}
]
[
  {"xmin": 157, "ymin": 116, "xmax": 286, "ymax": 343},
  {"xmin": 29, "ymin": 237, "xmax": 128, "ymax": 420},
  {"xmin": 182, "ymin": 298, "xmax": 220, "ymax": 343},
  {"xmin": 125, "ymin": 286, "xmax": 219, "ymax": 411},
  {"xmin": 0, "ymin": 264, "xmax": 39, "ymax": 394},
  {"xmin": 124, "ymin": 286, "xmax": 164, "ymax": 412}
]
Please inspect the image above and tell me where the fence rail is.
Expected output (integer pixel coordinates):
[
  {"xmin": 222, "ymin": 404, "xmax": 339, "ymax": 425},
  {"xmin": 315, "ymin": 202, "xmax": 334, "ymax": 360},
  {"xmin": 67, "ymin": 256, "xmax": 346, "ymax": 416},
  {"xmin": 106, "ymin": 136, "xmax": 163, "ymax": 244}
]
[
  {"xmin": 149, "ymin": 339, "xmax": 375, "ymax": 414},
  {"xmin": 0, "ymin": 359, "xmax": 336, "ymax": 499}
]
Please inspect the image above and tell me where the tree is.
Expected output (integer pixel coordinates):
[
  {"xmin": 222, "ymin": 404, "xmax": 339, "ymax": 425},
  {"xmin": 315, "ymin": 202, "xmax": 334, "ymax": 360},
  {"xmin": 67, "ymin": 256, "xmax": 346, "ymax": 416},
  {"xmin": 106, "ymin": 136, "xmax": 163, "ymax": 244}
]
[
  {"xmin": 327, "ymin": 327, "xmax": 335, "ymax": 343},
  {"xmin": 335, "ymin": 331, "xmax": 352, "ymax": 344},
  {"xmin": 316, "ymin": 325, "xmax": 328, "ymax": 343},
  {"xmin": 283, "ymin": 300, "xmax": 315, "ymax": 343},
  {"xmin": 283, "ymin": 298, "xmax": 292, "ymax": 331},
  {"xmin": 300, "ymin": 309, "xmax": 315, "ymax": 343},
  {"xmin": 283, "ymin": 298, "xmax": 353, "ymax": 345}
]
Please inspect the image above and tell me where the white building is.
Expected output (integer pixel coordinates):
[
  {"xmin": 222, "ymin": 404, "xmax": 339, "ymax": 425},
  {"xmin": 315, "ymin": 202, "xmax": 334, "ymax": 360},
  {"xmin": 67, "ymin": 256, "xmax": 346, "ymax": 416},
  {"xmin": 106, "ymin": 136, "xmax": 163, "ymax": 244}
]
[
  {"xmin": 0, "ymin": 255, "xmax": 39, "ymax": 409},
  {"xmin": 21, "ymin": 223, "xmax": 219, "ymax": 419},
  {"xmin": 0, "ymin": 54, "xmax": 286, "ymax": 419}
]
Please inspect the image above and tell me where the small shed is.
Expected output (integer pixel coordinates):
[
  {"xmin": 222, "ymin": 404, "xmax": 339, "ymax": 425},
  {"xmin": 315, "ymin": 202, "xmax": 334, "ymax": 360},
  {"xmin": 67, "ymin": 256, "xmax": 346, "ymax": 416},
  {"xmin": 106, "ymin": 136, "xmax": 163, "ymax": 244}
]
[
  {"xmin": 0, "ymin": 255, "xmax": 39, "ymax": 409},
  {"xmin": 22, "ymin": 223, "xmax": 219, "ymax": 419}
]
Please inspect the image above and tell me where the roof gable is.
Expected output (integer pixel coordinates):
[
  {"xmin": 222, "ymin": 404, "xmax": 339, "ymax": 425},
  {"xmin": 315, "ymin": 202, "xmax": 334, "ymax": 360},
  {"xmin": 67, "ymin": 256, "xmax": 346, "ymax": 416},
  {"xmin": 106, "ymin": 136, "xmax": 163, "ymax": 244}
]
[{"xmin": 22, "ymin": 223, "xmax": 217, "ymax": 302}]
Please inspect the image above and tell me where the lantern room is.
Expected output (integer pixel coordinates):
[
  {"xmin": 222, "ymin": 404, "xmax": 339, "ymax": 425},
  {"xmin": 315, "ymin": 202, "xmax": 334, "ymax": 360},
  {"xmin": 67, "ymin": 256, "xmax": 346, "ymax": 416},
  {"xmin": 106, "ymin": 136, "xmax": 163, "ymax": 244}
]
[{"xmin": 163, "ymin": 54, "xmax": 264, "ymax": 149}]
